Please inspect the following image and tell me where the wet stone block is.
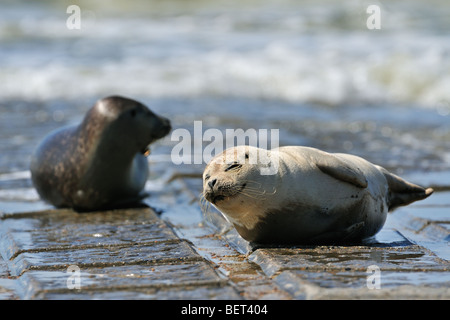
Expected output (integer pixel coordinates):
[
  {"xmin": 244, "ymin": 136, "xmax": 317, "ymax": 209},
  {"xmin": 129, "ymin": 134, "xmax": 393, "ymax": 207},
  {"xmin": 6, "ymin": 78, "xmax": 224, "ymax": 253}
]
[
  {"xmin": 16, "ymin": 261, "xmax": 229, "ymax": 299},
  {"xmin": 8, "ymin": 240, "xmax": 202, "ymax": 276},
  {"xmin": 276, "ymin": 269, "xmax": 450, "ymax": 290},
  {"xmin": 0, "ymin": 208, "xmax": 178, "ymax": 261},
  {"xmin": 41, "ymin": 285, "xmax": 242, "ymax": 300},
  {"xmin": 274, "ymin": 270, "xmax": 450, "ymax": 300},
  {"xmin": 249, "ymin": 244, "xmax": 448, "ymax": 278},
  {"xmin": 388, "ymin": 208, "xmax": 450, "ymax": 261},
  {"xmin": 0, "ymin": 279, "xmax": 17, "ymax": 300}
]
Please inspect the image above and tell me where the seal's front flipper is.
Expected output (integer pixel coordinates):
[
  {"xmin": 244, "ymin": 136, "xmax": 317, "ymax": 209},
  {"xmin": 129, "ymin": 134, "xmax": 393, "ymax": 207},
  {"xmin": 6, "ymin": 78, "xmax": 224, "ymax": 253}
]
[
  {"xmin": 376, "ymin": 166, "xmax": 433, "ymax": 211},
  {"xmin": 314, "ymin": 152, "xmax": 368, "ymax": 188}
]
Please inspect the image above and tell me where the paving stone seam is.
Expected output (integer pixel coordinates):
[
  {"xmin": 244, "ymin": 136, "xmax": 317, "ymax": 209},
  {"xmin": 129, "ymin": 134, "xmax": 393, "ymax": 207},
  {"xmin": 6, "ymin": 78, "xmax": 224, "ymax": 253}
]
[
  {"xmin": 0, "ymin": 206, "xmax": 157, "ymax": 220},
  {"xmin": 252, "ymin": 261, "xmax": 450, "ymax": 278},
  {"xmin": 267, "ymin": 265, "xmax": 450, "ymax": 276},
  {"xmin": 177, "ymin": 228, "xmax": 298, "ymax": 299},
  {"xmin": 228, "ymin": 266, "xmax": 296, "ymax": 300},
  {"xmin": 162, "ymin": 219, "xmax": 253, "ymax": 299},
  {"xmin": 0, "ymin": 209, "xmax": 74, "ymax": 220},
  {"xmin": 246, "ymin": 245, "xmax": 436, "ymax": 256},
  {"xmin": 1, "ymin": 219, "xmax": 167, "ymax": 231},
  {"xmin": 388, "ymin": 219, "xmax": 450, "ymax": 262},
  {"xmin": 407, "ymin": 245, "xmax": 450, "ymax": 265},
  {"xmin": 158, "ymin": 188, "xmax": 293, "ymax": 300},
  {"xmin": 249, "ymin": 244, "xmax": 429, "ymax": 251},
  {"xmin": 418, "ymin": 221, "xmax": 450, "ymax": 233},
  {"xmin": 202, "ymin": 260, "xmax": 295, "ymax": 300}
]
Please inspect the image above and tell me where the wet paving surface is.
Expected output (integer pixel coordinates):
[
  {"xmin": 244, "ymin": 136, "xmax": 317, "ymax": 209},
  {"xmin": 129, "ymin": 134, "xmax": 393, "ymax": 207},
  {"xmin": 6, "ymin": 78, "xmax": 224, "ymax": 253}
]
[
  {"xmin": 1, "ymin": 0, "xmax": 450, "ymax": 300},
  {"xmin": 0, "ymin": 165, "xmax": 448, "ymax": 300},
  {"xmin": 0, "ymin": 98, "xmax": 449, "ymax": 299},
  {"xmin": 0, "ymin": 205, "xmax": 236, "ymax": 299}
]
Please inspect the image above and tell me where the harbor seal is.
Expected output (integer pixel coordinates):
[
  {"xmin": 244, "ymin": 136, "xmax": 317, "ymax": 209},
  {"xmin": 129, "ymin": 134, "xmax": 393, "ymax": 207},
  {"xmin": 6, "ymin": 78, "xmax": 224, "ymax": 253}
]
[
  {"xmin": 30, "ymin": 96, "xmax": 171, "ymax": 211},
  {"xmin": 202, "ymin": 145, "xmax": 433, "ymax": 244}
]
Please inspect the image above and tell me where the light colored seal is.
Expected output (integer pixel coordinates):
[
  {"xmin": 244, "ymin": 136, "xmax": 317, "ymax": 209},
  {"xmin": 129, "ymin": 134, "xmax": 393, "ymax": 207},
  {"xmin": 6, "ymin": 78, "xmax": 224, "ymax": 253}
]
[
  {"xmin": 30, "ymin": 96, "xmax": 171, "ymax": 211},
  {"xmin": 202, "ymin": 145, "xmax": 433, "ymax": 244}
]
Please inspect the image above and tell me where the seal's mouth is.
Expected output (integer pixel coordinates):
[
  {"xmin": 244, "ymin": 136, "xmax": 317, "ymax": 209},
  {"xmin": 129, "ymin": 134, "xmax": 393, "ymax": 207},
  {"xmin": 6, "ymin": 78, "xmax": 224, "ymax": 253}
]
[
  {"xmin": 211, "ymin": 195, "xmax": 225, "ymax": 204},
  {"xmin": 204, "ymin": 183, "xmax": 247, "ymax": 205},
  {"xmin": 203, "ymin": 190, "xmax": 219, "ymax": 204},
  {"xmin": 141, "ymin": 146, "xmax": 151, "ymax": 157},
  {"xmin": 141, "ymin": 121, "xmax": 171, "ymax": 154},
  {"xmin": 140, "ymin": 118, "xmax": 171, "ymax": 154}
]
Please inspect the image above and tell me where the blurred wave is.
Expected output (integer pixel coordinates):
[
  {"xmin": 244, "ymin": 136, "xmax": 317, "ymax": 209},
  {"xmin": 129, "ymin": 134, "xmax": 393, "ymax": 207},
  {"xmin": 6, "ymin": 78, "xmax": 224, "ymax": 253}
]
[{"xmin": 1, "ymin": 0, "xmax": 449, "ymax": 108}]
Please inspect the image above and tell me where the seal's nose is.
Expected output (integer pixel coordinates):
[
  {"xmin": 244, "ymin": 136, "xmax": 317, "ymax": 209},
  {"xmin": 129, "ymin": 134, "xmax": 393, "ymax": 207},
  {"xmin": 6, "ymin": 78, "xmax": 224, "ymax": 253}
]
[
  {"xmin": 153, "ymin": 116, "xmax": 171, "ymax": 138},
  {"xmin": 159, "ymin": 116, "xmax": 171, "ymax": 132},
  {"xmin": 208, "ymin": 178, "xmax": 217, "ymax": 190}
]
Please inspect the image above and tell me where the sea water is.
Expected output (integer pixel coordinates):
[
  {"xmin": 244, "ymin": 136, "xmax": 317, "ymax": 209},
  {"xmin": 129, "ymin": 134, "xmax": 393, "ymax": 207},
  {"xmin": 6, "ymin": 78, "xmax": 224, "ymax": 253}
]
[{"xmin": 0, "ymin": 0, "xmax": 449, "ymax": 177}]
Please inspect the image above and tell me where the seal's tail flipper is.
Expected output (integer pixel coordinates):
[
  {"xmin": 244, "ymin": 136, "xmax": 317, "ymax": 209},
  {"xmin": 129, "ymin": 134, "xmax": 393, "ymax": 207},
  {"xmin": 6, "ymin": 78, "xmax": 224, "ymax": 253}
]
[{"xmin": 376, "ymin": 166, "xmax": 434, "ymax": 211}]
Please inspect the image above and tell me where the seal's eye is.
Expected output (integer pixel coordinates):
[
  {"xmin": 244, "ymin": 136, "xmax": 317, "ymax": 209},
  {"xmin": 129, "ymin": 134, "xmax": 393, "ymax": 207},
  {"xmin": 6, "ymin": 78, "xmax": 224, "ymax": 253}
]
[
  {"xmin": 130, "ymin": 109, "xmax": 136, "ymax": 117},
  {"xmin": 204, "ymin": 174, "xmax": 211, "ymax": 181},
  {"xmin": 225, "ymin": 162, "xmax": 242, "ymax": 172}
]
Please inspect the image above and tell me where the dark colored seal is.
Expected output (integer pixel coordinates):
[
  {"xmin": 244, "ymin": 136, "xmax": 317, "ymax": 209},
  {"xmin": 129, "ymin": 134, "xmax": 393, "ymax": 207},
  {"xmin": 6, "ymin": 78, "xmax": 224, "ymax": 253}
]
[{"xmin": 30, "ymin": 96, "xmax": 171, "ymax": 211}]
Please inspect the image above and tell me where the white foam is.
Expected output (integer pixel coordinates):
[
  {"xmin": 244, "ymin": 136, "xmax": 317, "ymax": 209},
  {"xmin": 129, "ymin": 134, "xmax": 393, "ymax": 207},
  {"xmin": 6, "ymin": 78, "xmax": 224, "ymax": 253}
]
[
  {"xmin": 1, "ymin": 1, "xmax": 449, "ymax": 108},
  {"xmin": 0, "ymin": 170, "xmax": 30, "ymax": 181},
  {"xmin": 0, "ymin": 188, "xmax": 40, "ymax": 201}
]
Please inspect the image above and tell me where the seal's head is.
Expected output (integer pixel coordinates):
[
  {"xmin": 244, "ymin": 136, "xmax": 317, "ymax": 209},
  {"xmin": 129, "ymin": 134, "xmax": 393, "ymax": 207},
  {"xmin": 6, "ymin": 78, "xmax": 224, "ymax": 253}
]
[
  {"xmin": 202, "ymin": 146, "xmax": 277, "ymax": 220},
  {"xmin": 88, "ymin": 96, "xmax": 171, "ymax": 155}
]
